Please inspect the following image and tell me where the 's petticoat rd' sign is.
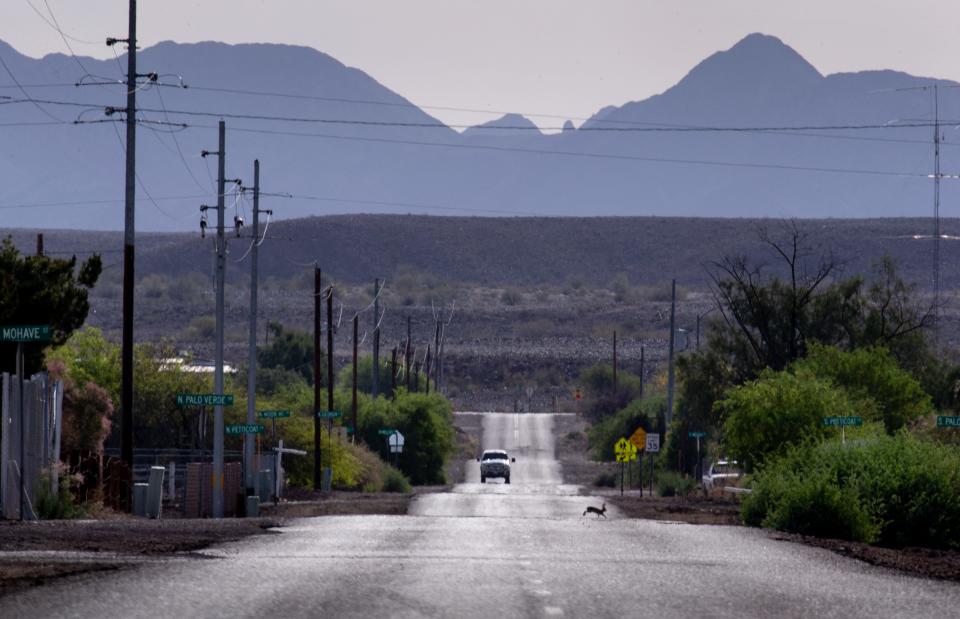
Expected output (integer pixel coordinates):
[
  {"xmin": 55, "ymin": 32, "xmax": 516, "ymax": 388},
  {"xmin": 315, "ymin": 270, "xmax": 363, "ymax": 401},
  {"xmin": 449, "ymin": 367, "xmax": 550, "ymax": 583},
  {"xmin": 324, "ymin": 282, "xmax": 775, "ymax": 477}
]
[
  {"xmin": 822, "ymin": 416, "xmax": 862, "ymax": 427},
  {"xmin": 226, "ymin": 423, "xmax": 265, "ymax": 435},
  {"xmin": 175, "ymin": 393, "xmax": 234, "ymax": 407},
  {"xmin": 0, "ymin": 325, "xmax": 52, "ymax": 342}
]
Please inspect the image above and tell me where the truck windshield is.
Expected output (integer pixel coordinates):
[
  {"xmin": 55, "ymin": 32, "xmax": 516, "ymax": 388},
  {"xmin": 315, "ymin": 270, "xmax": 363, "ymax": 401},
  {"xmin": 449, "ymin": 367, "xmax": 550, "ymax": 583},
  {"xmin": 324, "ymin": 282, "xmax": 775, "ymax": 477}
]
[{"xmin": 482, "ymin": 452, "xmax": 506, "ymax": 460}]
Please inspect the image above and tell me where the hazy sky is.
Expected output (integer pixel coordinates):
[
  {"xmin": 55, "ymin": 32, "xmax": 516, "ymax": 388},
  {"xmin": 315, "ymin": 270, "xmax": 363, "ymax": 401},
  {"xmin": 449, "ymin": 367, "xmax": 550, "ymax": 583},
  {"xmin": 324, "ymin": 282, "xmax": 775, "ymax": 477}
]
[{"xmin": 4, "ymin": 1, "xmax": 958, "ymax": 128}]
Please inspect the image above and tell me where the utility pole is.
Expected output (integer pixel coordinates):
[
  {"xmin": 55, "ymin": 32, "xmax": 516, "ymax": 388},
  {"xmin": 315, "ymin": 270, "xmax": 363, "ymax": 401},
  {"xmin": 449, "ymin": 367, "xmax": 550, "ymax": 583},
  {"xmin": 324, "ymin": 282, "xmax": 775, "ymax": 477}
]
[
  {"xmin": 212, "ymin": 121, "xmax": 227, "ymax": 519},
  {"xmin": 933, "ymin": 83, "xmax": 941, "ymax": 341},
  {"xmin": 35, "ymin": 233, "xmax": 43, "ymax": 257},
  {"xmin": 434, "ymin": 321, "xmax": 441, "ymax": 387},
  {"xmin": 119, "ymin": 0, "xmax": 137, "ymax": 511},
  {"xmin": 405, "ymin": 317, "xmax": 412, "ymax": 391},
  {"xmin": 326, "ymin": 284, "xmax": 334, "ymax": 484},
  {"xmin": 372, "ymin": 279, "xmax": 381, "ymax": 398},
  {"xmin": 639, "ymin": 345, "xmax": 645, "ymax": 398},
  {"xmin": 425, "ymin": 346, "xmax": 432, "ymax": 395},
  {"xmin": 313, "ymin": 266, "xmax": 322, "ymax": 490},
  {"xmin": 612, "ymin": 330, "xmax": 618, "ymax": 392},
  {"xmin": 352, "ymin": 314, "xmax": 358, "ymax": 443},
  {"xmin": 666, "ymin": 279, "xmax": 676, "ymax": 429},
  {"xmin": 245, "ymin": 160, "xmax": 269, "ymax": 499},
  {"xmin": 390, "ymin": 347, "xmax": 398, "ymax": 397}
]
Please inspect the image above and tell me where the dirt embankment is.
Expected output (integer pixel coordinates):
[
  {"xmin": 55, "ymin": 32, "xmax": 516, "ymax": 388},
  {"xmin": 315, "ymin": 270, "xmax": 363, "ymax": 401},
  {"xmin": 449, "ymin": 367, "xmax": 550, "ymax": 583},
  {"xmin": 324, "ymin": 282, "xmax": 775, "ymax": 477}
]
[{"xmin": 0, "ymin": 517, "xmax": 281, "ymax": 597}]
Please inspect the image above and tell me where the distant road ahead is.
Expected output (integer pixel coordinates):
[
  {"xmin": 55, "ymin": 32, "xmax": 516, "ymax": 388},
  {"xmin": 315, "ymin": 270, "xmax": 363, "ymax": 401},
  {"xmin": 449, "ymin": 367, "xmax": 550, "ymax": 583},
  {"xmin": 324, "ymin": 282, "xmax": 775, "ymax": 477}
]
[{"xmin": 2, "ymin": 413, "xmax": 957, "ymax": 618}]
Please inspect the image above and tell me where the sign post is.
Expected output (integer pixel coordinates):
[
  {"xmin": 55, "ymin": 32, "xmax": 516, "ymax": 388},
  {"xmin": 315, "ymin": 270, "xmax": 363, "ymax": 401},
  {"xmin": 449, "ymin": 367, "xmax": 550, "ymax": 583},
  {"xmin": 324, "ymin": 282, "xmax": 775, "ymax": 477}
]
[
  {"xmin": 614, "ymin": 438, "xmax": 637, "ymax": 496},
  {"xmin": 689, "ymin": 431, "xmax": 707, "ymax": 482},
  {"xmin": 822, "ymin": 416, "xmax": 862, "ymax": 445},
  {"xmin": 645, "ymin": 433, "xmax": 660, "ymax": 495},
  {"xmin": 259, "ymin": 410, "xmax": 290, "ymax": 441},
  {"xmin": 176, "ymin": 392, "xmax": 234, "ymax": 517},
  {"xmin": 2, "ymin": 325, "xmax": 52, "ymax": 521},
  {"xmin": 388, "ymin": 430, "xmax": 405, "ymax": 469}
]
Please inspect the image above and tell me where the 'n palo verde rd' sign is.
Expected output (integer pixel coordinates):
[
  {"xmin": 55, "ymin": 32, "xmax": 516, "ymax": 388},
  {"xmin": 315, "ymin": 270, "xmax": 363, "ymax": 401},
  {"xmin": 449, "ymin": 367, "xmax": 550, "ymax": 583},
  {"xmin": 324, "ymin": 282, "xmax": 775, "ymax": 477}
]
[
  {"xmin": 176, "ymin": 393, "xmax": 234, "ymax": 407},
  {"xmin": 1, "ymin": 325, "xmax": 52, "ymax": 342}
]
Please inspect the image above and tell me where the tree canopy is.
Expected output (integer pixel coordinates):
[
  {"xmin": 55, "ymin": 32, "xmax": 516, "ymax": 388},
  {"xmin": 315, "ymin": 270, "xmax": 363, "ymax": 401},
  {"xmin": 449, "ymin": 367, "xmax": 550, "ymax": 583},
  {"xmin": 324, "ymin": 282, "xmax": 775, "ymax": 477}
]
[{"xmin": 0, "ymin": 237, "xmax": 101, "ymax": 374}]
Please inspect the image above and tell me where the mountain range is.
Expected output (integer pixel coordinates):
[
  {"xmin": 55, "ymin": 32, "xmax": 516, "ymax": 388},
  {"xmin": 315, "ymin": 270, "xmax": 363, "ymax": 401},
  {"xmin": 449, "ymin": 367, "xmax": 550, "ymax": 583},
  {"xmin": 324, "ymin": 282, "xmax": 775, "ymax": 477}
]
[{"xmin": 1, "ymin": 33, "xmax": 958, "ymax": 231}]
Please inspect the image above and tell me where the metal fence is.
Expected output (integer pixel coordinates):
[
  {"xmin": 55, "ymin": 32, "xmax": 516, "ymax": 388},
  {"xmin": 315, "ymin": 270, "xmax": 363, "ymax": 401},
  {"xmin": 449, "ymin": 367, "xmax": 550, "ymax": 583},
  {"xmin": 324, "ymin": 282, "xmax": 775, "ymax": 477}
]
[{"xmin": 1, "ymin": 372, "xmax": 63, "ymax": 520}]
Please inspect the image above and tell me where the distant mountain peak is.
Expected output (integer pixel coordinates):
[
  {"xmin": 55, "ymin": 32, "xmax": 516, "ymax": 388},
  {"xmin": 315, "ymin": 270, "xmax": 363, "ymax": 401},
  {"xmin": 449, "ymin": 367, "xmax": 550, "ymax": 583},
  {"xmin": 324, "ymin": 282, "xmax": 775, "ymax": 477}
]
[
  {"xmin": 462, "ymin": 113, "xmax": 541, "ymax": 137},
  {"xmin": 672, "ymin": 32, "xmax": 822, "ymax": 96}
]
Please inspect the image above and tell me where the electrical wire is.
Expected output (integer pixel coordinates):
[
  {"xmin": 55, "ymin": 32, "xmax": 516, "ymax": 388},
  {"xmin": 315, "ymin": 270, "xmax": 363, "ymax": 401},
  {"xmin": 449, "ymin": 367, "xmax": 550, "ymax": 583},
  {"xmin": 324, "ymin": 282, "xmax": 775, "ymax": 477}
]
[{"xmin": 23, "ymin": 0, "xmax": 100, "ymax": 45}]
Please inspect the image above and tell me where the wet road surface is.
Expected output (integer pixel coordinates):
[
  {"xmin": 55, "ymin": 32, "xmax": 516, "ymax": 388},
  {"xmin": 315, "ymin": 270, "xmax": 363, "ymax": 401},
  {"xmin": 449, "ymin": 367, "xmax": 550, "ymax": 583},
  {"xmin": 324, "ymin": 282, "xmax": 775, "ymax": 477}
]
[{"xmin": 2, "ymin": 413, "xmax": 958, "ymax": 618}]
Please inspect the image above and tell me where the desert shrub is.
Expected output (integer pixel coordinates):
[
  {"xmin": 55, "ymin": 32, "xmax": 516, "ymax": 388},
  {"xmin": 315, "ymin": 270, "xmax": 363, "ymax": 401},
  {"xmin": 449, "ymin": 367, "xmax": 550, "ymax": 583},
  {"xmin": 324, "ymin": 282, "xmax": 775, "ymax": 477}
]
[
  {"xmin": 593, "ymin": 472, "xmax": 617, "ymax": 487},
  {"xmin": 743, "ymin": 434, "xmax": 960, "ymax": 548},
  {"xmin": 35, "ymin": 467, "xmax": 84, "ymax": 520},
  {"xmin": 793, "ymin": 344, "xmax": 932, "ymax": 434},
  {"xmin": 588, "ymin": 395, "xmax": 662, "ymax": 460},
  {"xmin": 579, "ymin": 363, "xmax": 644, "ymax": 422},
  {"xmin": 718, "ymin": 369, "xmax": 855, "ymax": 470},
  {"xmin": 381, "ymin": 467, "xmax": 412, "ymax": 493},
  {"xmin": 657, "ymin": 470, "xmax": 695, "ymax": 497},
  {"xmin": 500, "ymin": 288, "xmax": 523, "ymax": 306}
]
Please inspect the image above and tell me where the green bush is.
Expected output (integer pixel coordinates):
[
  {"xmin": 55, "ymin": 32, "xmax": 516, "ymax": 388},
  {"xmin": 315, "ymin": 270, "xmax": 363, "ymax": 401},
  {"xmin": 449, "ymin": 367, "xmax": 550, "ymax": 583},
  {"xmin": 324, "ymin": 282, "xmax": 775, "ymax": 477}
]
[
  {"xmin": 587, "ymin": 395, "xmax": 662, "ymax": 459},
  {"xmin": 381, "ymin": 467, "xmax": 412, "ymax": 493},
  {"xmin": 657, "ymin": 471, "xmax": 695, "ymax": 497},
  {"xmin": 794, "ymin": 344, "xmax": 931, "ymax": 434},
  {"xmin": 743, "ymin": 434, "xmax": 960, "ymax": 548},
  {"xmin": 593, "ymin": 472, "xmax": 617, "ymax": 487},
  {"xmin": 718, "ymin": 369, "xmax": 855, "ymax": 470},
  {"xmin": 35, "ymin": 468, "xmax": 84, "ymax": 520}
]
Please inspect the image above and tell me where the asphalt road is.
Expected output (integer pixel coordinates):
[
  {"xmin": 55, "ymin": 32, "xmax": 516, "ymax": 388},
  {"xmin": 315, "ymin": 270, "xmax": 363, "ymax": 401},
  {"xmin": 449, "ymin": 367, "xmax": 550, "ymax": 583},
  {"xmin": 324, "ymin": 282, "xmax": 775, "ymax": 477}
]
[{"xmin": 3, "ymin": 412, "xmax": 959, "ymax": 618}]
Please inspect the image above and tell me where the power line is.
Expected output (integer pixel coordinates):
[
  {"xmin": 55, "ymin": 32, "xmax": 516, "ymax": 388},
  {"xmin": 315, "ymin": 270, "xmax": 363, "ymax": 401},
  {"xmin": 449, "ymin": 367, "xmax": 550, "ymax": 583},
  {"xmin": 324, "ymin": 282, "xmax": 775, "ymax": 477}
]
[
  {"xmin": 0, "ymin": 96, "xmax": 945, "ymax": 133},
  {"xmin": 22, "ymin": 0, "xmax": 100, "ymax": 45},
  {"xmin": 211, "ymin": 124, "xmax": 938, "ymax": 179}
]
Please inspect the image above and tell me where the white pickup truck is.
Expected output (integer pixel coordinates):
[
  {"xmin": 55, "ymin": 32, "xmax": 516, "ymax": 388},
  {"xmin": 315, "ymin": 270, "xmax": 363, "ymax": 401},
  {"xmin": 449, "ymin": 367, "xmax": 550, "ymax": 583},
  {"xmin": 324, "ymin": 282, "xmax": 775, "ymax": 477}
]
[{"xmin": 478, "ymin": 449, "xmax": 515, "ymax": 484}]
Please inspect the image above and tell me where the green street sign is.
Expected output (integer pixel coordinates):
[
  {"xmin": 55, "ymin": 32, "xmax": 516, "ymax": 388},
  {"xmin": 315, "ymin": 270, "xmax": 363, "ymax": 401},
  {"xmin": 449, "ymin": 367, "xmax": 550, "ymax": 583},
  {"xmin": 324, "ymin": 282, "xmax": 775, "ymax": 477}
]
[
  {"xmin": 226, "ymin": 423, "xmax": 265, "ymax": 435},
  {"xmin": 822, "ymin": 416, "xmax": 862, "ymax": 427},
  {"xmin": 259, "ymin": 410, "xmax": 291, "ymax": 419},
  {"xmin": 688, "ymin": 431, "xmax": 707, "ymax": 438},
  {"xmin": 316, "ymin": 410, "xmax": 342, "ymax": 419},
  {"xmin": 1, "ymin": 325, "xmax": 52, "ymax": 342},
  {"xmin": 937, "ymin": 416, "xmax": 960, "ymax": 428},
  {"xmin": 378, "ymin": 428, "xmax": 398, "ymax": 436},
  {"xmin": 176, "ymin": 393, "xmax": 234, "ymax": 407}
]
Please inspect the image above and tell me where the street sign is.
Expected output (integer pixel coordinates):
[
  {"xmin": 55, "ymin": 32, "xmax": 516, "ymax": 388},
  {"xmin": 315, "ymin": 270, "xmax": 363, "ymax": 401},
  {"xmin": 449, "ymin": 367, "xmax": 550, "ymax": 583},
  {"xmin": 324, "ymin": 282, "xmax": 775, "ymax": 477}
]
[
  {"xmin": 0, "ymin": 325, "xmax": 52, "ymax": 342},
  {"xmin": 688, "ymin": 431, "xmax": 707, "ymax": 438},
  {"xmin": 937, "ymin": 416, "xmax": 960, "ymax": 428},
  {"xmin": 176, "ymin": 393, "xmax": 234, "ymax": 407},
  {"xmin": 388, "ymin": 430, "xmax": 405, "ymax": 453},
  {"xmin": 378, "ymin": 428, "xmax": 398, "ymax": 436},
  {"xmin": 259, "ymin": 410, "xmax": 290, "ymax": 419},
  {"xmin": 645, "ymin": 434, "xmax": 660, "ymax": 453},
  {"xmin": 822, "ymin": 416, "xmax": 863, "ymax": 427},
  {"xmin": 225, "ymin": 423, "xmax": 265, "ymax": 435},
  {"xmin": 629, "ymin": 428, "xmax": 647, "ymax": 450},
  {"xmin": 316, "ymin": 410, "xmax": 342, "ymax": 419},
  {"xmin": 614, "ymin": 437, "xmax": 637, "ymax": 462}
]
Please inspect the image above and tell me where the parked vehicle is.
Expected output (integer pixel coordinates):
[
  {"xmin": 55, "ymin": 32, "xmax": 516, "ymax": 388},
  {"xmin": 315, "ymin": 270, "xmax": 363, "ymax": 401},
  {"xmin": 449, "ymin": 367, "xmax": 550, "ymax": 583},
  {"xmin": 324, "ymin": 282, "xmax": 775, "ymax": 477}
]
[
  {"xmin": 477, "ymin": 449, "xmax": 515, "ymax": 483},
  {"xmin": 702, "ymin": 460, "xmax": 743, "ymax": 490}
]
